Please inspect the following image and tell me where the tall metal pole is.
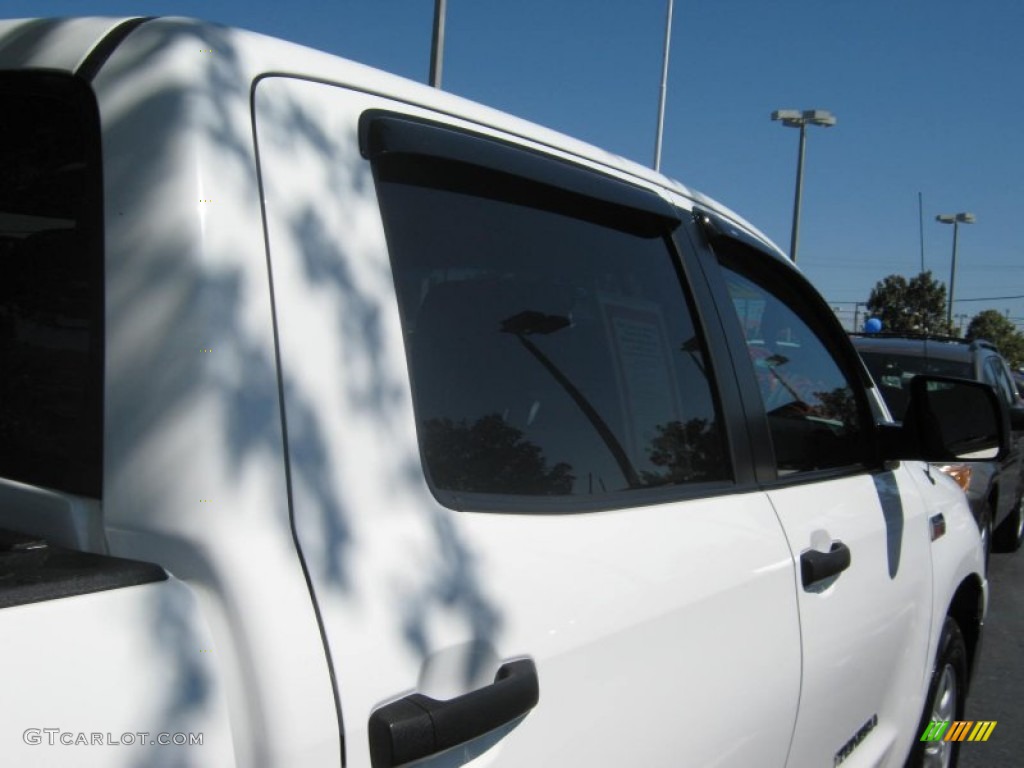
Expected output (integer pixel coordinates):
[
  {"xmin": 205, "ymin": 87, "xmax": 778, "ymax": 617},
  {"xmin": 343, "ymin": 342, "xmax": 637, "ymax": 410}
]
[
  {"xmin": 653, "ymin": 0, "xmax": 674, "ymax": 171},
  {"xmin": 918, "ymin": 192, "xmax": 925, "ymax": 273},
  {"xmin": 947, "ymin": 220, "xmax": 960, "ymax": 330},
  {"xmin": 429, "ymin": 0, "xmax": 447, "ymax": 88},
  {"xmin": 789, "ymin": 122, "xmax": 807, "ymax": 263}
]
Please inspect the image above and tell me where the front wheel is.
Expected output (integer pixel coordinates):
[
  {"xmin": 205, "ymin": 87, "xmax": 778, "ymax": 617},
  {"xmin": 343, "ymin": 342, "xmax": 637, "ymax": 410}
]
[
  {"xmin": 993, "ymin": 496, "xmax": 1024, "ymax": 553},
  {"xmin": 906, "ymin": 617, "xmax": 967, "ymax": 768}
]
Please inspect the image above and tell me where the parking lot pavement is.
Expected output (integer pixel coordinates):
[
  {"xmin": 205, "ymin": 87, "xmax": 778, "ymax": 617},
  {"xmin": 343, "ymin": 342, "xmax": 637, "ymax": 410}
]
[{"xmin": 959, "ymin": 549, "xmax": 1024, "ymax": 767}]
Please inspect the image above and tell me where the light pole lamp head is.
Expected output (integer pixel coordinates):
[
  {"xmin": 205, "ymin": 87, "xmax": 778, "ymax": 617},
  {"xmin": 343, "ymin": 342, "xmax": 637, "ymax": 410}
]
[
  {"xmin": 936, "ymin": 212, "xmax": 976, "ymax": 224},
  {"xmin": 803, "ymin": 109, "xmax": 836, "ymax": 127},
  {"xmin": 771, "ymin": 109, "xmax": 836, "ymax": 128},
  {"xmin": 772, "ymin": 109, "xmax": 802, "ymax": 126}
]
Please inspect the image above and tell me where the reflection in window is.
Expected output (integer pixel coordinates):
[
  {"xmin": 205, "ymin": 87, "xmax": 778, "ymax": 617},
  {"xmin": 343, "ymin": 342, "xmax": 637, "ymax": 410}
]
[
  {"xmin": 374, "ymin": 153, "xmax": 729, "ymax": 500},
  {"xmin": 987, "ymin": 358, "xmax": 1018, "ymax": 407},
  {"xmin": 859, "ymin": 352, "xmax": 971, "ymax": 421},
  {"xmin": 720, "ymin": 262, "xmax": 865, "ymax": 473},
  {"xmin": 422, "ymin": 415, "xmax": 574, "ymax": 495}
]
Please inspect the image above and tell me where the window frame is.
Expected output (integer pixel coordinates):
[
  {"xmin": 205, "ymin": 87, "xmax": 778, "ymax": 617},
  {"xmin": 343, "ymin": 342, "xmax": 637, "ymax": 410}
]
[{"xmin": 363, "ymin": 112, "xmax": 745, "ymax": 513}]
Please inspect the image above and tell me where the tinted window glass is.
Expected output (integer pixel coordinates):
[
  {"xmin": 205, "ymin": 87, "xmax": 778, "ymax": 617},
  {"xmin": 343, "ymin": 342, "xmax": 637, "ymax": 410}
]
[
  {"xmin": 719, "ymin": 257, "xmax": 866, "ymax": 474},
  {"xmin": 859, "ymin": 351, "xmax": 972, "ymax": 420},
  {"xmin": 0, "ymin": 73, "xmax": 104, "ymax": 497},
  {"xmin": 987, "ymin": 357, "xmax": 1017, "ymax": 406},
  {"xmin": 373, "ymin": 151, "xmax": 728, "ymax": 503}
]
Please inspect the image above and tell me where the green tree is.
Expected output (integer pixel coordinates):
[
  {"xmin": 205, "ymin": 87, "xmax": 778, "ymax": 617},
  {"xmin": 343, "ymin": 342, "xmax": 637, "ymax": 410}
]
[
  {"xmin": 865, "ymin": 271, "xmax": 951, "ymax": 334},
  {"xmin": 966, "ymin": 309, "xmax": 1024, "ymax": 368},
  {"xmin": 421, "ymin": 414, "xmax": 575, "ymax": 494},
  {"xmin": 640, "ymin": 418, "xmax": 726, "ymax": 486}
]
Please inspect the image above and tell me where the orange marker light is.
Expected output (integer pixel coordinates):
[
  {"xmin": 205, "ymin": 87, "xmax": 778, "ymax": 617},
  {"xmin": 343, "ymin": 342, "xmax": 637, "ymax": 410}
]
[{"xmin": 938, "ymin": 464, "xmax": 972, "ymax": 492}]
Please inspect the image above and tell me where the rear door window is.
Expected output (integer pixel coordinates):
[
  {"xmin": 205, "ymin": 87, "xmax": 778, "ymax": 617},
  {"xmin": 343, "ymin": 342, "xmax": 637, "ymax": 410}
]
[
  {"xmin": 0, "ymin": 73, "xmax": 104, "ymax": 497},
  {"xmin": 366, "ymin": 116, "xmax": 730, "ymax": 508}
]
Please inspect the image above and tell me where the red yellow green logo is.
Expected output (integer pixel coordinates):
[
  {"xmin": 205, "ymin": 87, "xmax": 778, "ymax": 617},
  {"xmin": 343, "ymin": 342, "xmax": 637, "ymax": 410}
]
[{"xmin": 920, "ymin": 721, "xmax": 996, "ymax": 742}]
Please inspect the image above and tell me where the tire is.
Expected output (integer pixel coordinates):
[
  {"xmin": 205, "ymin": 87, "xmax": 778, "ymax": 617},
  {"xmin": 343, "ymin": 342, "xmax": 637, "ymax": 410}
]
[
  {"xmin": 993, "ymin": 495, "xmax": 1024, "ymax": 553},
  {"xmin": 906, "ymin": 617, "xmax": 967, "ymax": 768}
]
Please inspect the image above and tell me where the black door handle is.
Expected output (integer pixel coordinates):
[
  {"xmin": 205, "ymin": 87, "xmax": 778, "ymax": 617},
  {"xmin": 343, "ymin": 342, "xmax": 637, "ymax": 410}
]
[
  {"xmin": 801, "ymin": 541, "xmax": 851, "ymax": 588},
  {"xmin": 368, "ymin": 658, "xmax": 540, "ymax": 768}
]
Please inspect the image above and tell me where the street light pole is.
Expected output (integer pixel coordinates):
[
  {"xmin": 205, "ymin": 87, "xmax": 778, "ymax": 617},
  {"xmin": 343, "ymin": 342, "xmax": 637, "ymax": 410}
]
[
  {"xmin": 771, "ymin": 109, "xmax": 836, "ymax": 263},
  {"xmin": 790, "ymin": 121, "xmax": 808, "ymax": 264},
  {"xmin": 429, "ymin": 0, "xmax": 447, "ymax": 88},
  {"xmin": 948, "ymin": 220, "xmax": 960, "ymax": 330},
  {"xmin": 936, "ymin": 212, "xmax": 976, "ymax": 331},
  {"xmin": 653, "ymin": 0, "xmax": 674, "ymax": 171}
]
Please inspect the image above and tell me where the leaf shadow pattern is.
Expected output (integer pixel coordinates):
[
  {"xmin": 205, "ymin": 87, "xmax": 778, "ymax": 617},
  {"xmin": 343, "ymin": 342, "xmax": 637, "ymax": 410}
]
[
  {"xmin": 256, "ymin": 80, "xmax": 505, "ymax": 674},
  {"xmin": 282, "ymin": 177, "xmax": 504, "ymax": 671},
  {"xmin": 132, "ymin": 580, "xmax": 217, "ymax": 768},
  {"xmin": 402, "ymin": 506, "xmax": 504, "ymax": 686},
  {"xmin": 1, "ymin": 17, "xmax": 506, "ymax": 760}
]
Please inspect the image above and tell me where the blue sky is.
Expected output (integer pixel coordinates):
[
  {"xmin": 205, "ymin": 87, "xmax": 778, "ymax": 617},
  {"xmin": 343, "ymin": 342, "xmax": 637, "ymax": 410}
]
[{"xmin": 10, "ymin": 0, "xmax": 1024, "ymax": 332}]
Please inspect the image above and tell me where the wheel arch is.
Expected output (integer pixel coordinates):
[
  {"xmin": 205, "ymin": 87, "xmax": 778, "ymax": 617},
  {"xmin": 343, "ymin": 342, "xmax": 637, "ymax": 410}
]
[{"xmin": 948, "ymin": 574, "xmax": 985, "ymax": 688}]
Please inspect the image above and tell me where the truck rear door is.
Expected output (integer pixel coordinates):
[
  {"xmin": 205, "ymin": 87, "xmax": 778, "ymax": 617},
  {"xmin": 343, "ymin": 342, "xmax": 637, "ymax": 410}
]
[{"xmin": 254, "ymin": 77, "xmax": 803, "ymax": 767}]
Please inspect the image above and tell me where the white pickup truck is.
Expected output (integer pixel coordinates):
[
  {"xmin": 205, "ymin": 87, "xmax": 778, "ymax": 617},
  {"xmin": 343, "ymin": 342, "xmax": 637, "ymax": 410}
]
[{"xmin": 0, "ymin": 16, "xmax": 1006, "ymax": 768}]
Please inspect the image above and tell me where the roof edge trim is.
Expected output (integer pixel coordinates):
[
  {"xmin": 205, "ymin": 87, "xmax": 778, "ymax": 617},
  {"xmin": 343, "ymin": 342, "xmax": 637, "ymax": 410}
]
[{"xmin": 75, "ymin": 16, "xmax": 154, "ymax": 82}]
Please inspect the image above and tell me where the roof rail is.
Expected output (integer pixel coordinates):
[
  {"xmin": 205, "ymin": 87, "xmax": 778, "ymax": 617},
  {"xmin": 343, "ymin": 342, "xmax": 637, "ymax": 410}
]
[
  {"xmin": 968, "ymin": 338, "xmax": 998, "ymax": 352},
  {"xmin": 848, "ymin": 332, "xmax": 1002, "ymax": 354},
  {"xmin": 848, "ymin": 331, "xmax": 966, "ymax": 343}
]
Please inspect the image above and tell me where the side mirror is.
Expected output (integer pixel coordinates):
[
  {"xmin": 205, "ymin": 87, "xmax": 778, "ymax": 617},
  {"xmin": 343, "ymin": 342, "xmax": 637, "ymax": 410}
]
[{"xmin": 878, "ymin": 375, "xmax": 1009, "ymax": 462}]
